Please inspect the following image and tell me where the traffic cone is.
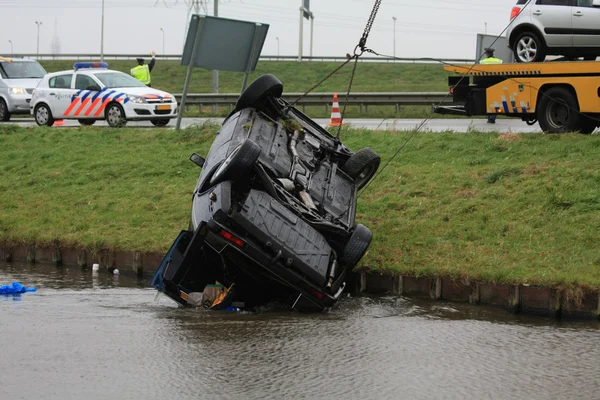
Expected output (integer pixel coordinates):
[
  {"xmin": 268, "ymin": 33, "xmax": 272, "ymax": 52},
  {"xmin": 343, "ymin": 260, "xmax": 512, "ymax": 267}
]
[
  {"xmin": 54, "ymin": 119, "xmax": 64, "ymax": 126},
  {"xmin": 327, "ymin": 93, "xmax": 344, "ymax": 127}
]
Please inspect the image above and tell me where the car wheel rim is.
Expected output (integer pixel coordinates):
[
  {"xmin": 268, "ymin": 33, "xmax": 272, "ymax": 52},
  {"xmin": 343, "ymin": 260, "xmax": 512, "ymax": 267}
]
[
  {"xmin": 517, "ymin": 37, "xmax": 537, "ymax": 62},
  {"xmin": 107, "ymin": 106, "xmax": 122, "ymax": 125},
  {"xmin": 36, "ymin": 107, "xmax": 48, "ymax": 125},
  {"xmin": 546, "ymin": 99, "xmax": 569, "ymax": 130}
]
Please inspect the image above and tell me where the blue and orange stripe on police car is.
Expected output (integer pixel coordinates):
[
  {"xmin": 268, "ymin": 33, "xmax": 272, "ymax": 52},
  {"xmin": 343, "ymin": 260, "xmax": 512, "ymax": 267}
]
[{"xmin": 63, "ymin": 89, "xmax": 129, "ymax": 117}]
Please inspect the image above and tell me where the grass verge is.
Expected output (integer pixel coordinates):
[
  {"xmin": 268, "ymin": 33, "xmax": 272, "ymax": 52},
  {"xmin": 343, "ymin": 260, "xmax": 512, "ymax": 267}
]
[{"xmin": 1, "ymin": 124, "xmax": 599, "ymax": 290}]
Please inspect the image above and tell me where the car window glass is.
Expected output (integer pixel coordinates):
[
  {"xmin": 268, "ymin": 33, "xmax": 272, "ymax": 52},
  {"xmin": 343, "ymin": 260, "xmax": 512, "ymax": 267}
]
[
  {"xmin": 536, "ymin": 0, "xmax": 571, "ymax": 5},
  {"xmin": 0, "ymin": 61, "xmax": 46, "ymax": 79},
  {"xmin": 75, "ymin": 74, "xmax": 98, "ymax": 90},
  {"xmin": 576, "ymin": 0, "xmax": 593, "ymax": 6},
  {"xmin": 49, "ymin": 74, "xmax": 73, "ymax": 89}
]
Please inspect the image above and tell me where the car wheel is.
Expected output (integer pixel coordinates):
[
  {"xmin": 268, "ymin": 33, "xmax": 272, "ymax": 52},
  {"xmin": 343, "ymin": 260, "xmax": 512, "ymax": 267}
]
[
  {"xmin": 340, "ymin": 147, "xmax": 381, "ymax": 190},
  {"xmin": 105, "ymin": 103, "xmax": 127, "ymax": 127},
  {"xmin": 513, "ymin": 31, "xmax": 546, "ymax": 63},
  {"xmin": 34, "ymin": 103, "xmax": 55, "ymax": 127},
  {"xmin": 537, "ymin": 87, "xmax": 579, "ymax": 133},
  {"xmin": 577, "ymin": 114, "xmax": 597, "ymax": 135},
  {"xmin": 150, "ymin": 118, "xmax": 170, "ymax": 127},
  {"xmin": 235, "ymin": 74, "xmax": 284, "ymax": 112},
  {"xmin": 78, "ymin": 119, "xmax": 96, "ymax": 126},
  {"xmin": 339, "ymin": 224, "xmax": 373, "ymax": 268},
  {"xmin": 0, "ymin": 98, "xmax": 11, "ymax": 122},
  {"xmin": 210, "ymin": 139, "xmax": 261, "ymax": 186}
]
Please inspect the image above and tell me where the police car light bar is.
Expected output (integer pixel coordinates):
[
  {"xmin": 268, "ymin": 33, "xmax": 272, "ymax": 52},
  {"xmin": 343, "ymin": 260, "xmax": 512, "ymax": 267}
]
[{"xmin": 73, "ymin": 62, "xmax": 109, "ymax": 70}]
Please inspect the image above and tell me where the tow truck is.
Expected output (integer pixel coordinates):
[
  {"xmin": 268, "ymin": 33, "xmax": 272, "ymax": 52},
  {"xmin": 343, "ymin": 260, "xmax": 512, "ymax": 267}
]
[{"xmin": 434, "ymin": 61, "xmax": 600, "ymax": 134}]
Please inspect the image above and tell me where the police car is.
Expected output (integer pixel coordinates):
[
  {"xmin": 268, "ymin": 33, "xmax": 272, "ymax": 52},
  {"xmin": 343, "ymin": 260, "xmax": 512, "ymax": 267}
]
[{"xmin": 31, "ymin": 62, "xmax": 178, "ymax": 127}]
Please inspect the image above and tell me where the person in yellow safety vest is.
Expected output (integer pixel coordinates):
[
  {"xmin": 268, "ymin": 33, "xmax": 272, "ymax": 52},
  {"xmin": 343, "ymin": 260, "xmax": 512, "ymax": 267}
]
[
  {"xmin": 480, "ymin": 48, "xmax": 503, "ymax": 124},
  {"xmin": 130, "ymin": 50, "xmax": 156, "ymax": 87}
]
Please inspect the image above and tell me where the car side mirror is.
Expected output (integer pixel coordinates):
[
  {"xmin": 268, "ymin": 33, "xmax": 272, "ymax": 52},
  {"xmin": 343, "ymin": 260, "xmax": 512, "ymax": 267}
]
[
  {"xmin": 189, "ymin": 153, "xmax": 205, "ymax": 168},
  {"xmin": 85, "ymin": 85, "xmax": 101, "ymax": 91}
]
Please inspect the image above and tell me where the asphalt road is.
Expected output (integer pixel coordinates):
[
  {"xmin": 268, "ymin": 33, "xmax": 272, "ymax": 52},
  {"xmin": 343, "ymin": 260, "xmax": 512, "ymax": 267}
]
[{"xmin": 3, "ymin": 117, "xmax": 545, "ymax": 132}]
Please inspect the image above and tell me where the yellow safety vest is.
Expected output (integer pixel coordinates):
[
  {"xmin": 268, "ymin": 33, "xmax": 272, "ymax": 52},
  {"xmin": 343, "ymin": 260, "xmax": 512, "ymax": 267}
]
[
  {"xmin": 130, "ymin": 65, "xmax": 151, "ymax": 85},
  {"xmin": 480, "ymin": 57, "xmax": 503, "ymax": 65}
]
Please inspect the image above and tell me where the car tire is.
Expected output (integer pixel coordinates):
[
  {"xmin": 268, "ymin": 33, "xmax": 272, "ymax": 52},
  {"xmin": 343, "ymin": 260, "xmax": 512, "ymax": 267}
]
[
  {"xmin": 235, "ymin": 74, "xmax": 284, "ymax": 112},
  {"xmin": 340, "ymin": 147, "xmax": 381, "ymax": 190},
  {"xmin": 78, "ymin": 119, "xmax": 96, "ymax": 126},
  {"xmin": 537, "ymin": 87, "xmax": 580, "ymax": 133},
  {"xmin": 34, "ymin": 103, "xmax": 55, "ymax": 127},
  {"xmin": 0, "ymin": 98, "xmax": 11, "ymax": 122},
  {"xmin": 210, "ymin": 139, "xmax": 261, "ymax": 186},
  {"xmin": 151, "ymin": 118, "xmax": 170, "ymax": 127},
  {"xmin": 513, "ymin": 31, "xmax": 546, "ymax": 63},
  {"xmin": 339, "ymin": 224, "xmax": 373, "ymax": 268},
  {"xmin": 105, "ymin": 103, "xmax": 127, "ymax": 127}
]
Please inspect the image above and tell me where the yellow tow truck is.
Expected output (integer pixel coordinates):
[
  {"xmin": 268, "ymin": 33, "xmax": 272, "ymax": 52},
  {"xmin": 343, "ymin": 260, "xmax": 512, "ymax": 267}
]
[{"xmin": 434, "ymin": 61, "xmax": 600, "ymax": 134}]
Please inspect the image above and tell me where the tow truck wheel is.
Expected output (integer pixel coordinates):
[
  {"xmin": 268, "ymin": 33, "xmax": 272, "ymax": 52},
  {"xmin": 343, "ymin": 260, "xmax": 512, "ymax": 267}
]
[
  {"xmin": 210, "ymin": 139, "xmax": 261, "ymax": 186},
  {"xmin": 151, "ymin": 118, "xmax": 170, "ymax": 127},
  {"xmin": 0, "ymin": 98, "xmax": 11, "ymax": 122},
  {"xmin": 105, "ymin": 103, "xmax": 127, "ymax": 127},
  {"xmin": 514, "ymin": 31, "xmax": 546, "ymax": 63},
  {"xmin": 537, "ymin": 87, "xmax": 579, "ymax": 134},
  {"xmin": 339, "ymin": 224, "xmax": 373, "ymax": 269},
  {"xmin": 34, "ymin": 103, "xmax": 55, "ymax": 127},
  {"xmin": 235, "ymin": 74, "xmax": 283, "ymax": 112},
  {"xmin": 341, "ymin": 147, "xmax": 381, "ymax": 191}
]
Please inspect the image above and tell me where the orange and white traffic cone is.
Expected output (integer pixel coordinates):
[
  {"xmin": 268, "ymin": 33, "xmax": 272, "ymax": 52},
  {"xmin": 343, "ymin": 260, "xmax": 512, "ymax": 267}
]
[
  {"xmin": 54, "ymin": 119, "xmax": 64, "ymax": 126},
  {"xmin": 327, "ymin": 93, "xmax": 344, "ymax": 127}
]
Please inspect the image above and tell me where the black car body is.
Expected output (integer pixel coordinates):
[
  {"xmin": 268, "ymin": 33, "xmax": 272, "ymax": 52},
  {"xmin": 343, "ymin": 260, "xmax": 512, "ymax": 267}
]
[{"xmin": 152, "ymin": 75, "xmax": 380, "ymax": 312}]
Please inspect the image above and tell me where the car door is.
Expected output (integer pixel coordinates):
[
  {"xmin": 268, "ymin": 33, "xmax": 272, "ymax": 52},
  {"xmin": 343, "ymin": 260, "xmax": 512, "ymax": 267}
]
[
  {"xmin": 67, "ymin": 73, "xmax": 103, "ymax": 119},
  {"xmin": 533, "ymin": 0, "xmax": 574, "ymax": 47},
  {"xmin": 47, "ymin": 73, "xmax": 75, "ymax": 118},
  {"xmin": 572, "ymin": 0, "xmax": 600, "ymax": 46}
]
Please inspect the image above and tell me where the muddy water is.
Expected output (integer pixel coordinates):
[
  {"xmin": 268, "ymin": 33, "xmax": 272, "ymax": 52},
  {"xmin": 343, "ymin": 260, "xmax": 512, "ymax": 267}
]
[{"xmin": 1, "ymin": 263, "xmax": 598, "ymax": 400}]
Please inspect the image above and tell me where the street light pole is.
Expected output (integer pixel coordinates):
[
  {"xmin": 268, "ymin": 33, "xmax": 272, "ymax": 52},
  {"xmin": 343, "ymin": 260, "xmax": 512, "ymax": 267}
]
[
  {"xmin": 8, "ymin": 40, "xmax": 13, "ymax": 55},
  {"xmin": 160, "ymin": 28, "xmax": 165, "ymax": 54},
  {"xmin": 276, "ymin": 37, "xmax": 279, "ymax": 60},
  {"xmin": 101, "ymin": 0, "xmax": 105, "ymax": 61},
  {"xmin": 392, "ymin": 16, "xmax": 396, "ymax": 59},
  {"xmin": 35, "ymin": 21, "xmax": 42, "ymax": 56}
]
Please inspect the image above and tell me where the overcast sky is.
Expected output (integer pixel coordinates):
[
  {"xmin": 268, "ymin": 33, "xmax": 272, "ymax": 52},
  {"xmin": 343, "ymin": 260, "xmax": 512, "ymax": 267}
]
[{"xmin": 1, "ymin": 0, "xmax": 518, "ymax": 59}]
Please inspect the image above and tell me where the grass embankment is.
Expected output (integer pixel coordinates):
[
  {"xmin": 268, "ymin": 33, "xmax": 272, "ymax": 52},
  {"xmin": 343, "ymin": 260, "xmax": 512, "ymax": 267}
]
[
  {"xmin": 38, "ymin": 60, "xmax": 455, "ymax": 119},
  {"xmin": 1, "ymin": 124, "xmax": 599, "ymax": 290}
]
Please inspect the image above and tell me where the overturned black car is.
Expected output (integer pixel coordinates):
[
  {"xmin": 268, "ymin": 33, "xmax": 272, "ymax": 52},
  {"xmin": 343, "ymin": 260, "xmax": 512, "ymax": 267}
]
[{"xmin": 152, "ymin": 75, "xmax": 380, "ymax": 312}]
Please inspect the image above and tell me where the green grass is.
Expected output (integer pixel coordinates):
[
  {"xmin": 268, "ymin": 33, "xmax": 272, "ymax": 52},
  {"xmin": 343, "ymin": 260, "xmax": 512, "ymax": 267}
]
[
  {"xmin": 38, "ymin": 60, "xmax": 455, "ymax": 119},
  {"xmin": 2, "ymin": 124, "xmax": 599, "ymax": 291}
]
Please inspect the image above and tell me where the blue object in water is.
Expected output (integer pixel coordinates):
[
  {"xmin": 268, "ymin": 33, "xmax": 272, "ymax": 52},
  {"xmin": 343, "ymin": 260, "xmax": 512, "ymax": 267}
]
[{"xmin": 0, "ymin": 282, "xmax": 37, "ymax": 295}]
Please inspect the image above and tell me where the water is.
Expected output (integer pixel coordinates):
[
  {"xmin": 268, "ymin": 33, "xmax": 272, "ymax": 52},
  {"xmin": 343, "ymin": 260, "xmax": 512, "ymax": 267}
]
[{"xmin": 1, "ymin": 263, "xmax": 598, "ymax": 400}]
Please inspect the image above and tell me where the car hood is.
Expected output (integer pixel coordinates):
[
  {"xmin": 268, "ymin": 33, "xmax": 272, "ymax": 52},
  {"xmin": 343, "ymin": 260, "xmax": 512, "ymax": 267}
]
[
  {"xmin": 110, "ymin": 87, "xmax": 174, "ymax": 99},
  {"xmin": 4, "ymin": 78, "xmax": 42, "ymax": 89}
]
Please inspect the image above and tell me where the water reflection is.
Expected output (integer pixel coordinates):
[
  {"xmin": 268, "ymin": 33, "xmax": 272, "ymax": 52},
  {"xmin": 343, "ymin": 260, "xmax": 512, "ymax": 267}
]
[{"xmin": 1, "ymin": 263, "xmax": 598, "ymax": 400}]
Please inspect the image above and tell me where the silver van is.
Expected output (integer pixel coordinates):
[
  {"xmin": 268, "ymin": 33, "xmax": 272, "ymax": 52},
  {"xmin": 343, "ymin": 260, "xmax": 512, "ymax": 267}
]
[{"xmin": 0, "ymin": 57, "xmax": 47, "ymax": 121}]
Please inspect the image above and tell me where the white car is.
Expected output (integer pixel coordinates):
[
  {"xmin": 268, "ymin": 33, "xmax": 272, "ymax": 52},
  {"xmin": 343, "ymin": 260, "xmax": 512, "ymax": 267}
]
[
  {"xmin": 31, "ymin": 62, "xmax": 178, "ymax": 127},
  {"xmin": 0, "ymin": 57, "xmax": 47, "ymax": 121}
]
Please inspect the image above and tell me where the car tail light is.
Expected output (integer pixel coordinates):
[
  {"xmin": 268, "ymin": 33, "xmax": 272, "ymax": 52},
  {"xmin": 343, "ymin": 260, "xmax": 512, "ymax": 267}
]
[
  {"xmin": 449, "ymin": 88, "xmax": 454, "ymax": 95},
  {"xmin": 218, "ymin": 229, "xmax": 245, "ymax": 247},
  {"xmin": 510, "ymin": 6, "xmax": 520, "ymax": 20},
  {"xmin": 309, "ymin": 288, "xmax": 324, "ymax": 300}
]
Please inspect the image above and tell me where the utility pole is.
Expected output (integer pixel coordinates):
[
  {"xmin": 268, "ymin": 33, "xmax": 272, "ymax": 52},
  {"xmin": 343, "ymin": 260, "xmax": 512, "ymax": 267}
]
[
  {"xmin": 309, "ymin": 14, "xmax": 314, "ymax": 58},
  {"xmin": 8, "ymin": 40, "xmax": 13, "ymax": 55},
  {"xmin": 392, "ymin": 16, "xmax": 396, "ymax": 58},
  {"xmin": 485, "ymin": 22, "xmax": 488, "ymax": 35},
  {"xmin": 212, "ymin": 0, "xmax": 219, "ymax": 96},
  {"xmin": 101, "ymin": 0, "xmax": 105, "ymax": 61},
  {"xmin": 160, "ymin": 28, "xmax": 165, "ymax": 54},
  {"xmin": 298, "ymin": 1, "xmax": 303, "ymax": 62},
  {"xmin": 35, "ymin": 21, "xmax": 42, "ymax": 56},
  {"xmin": 276, "ymin": 37, "xmax": 279, "ymax": 59}
]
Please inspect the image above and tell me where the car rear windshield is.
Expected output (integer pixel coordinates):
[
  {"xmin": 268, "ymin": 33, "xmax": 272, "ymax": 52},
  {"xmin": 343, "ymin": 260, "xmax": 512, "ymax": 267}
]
[
  {"xmin": 93, "ymin": 72, "xmax": 147, "ymax": 88},
  {"xmin": 0, "ymin": 61, "xmax": 46, "ymax": 79}
]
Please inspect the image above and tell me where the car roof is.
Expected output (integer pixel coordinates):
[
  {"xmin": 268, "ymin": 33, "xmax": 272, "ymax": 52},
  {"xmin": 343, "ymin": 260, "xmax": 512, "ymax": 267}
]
[{"xmin": 45, "ymin": 68, "xmax": 122, "ymax": 77}]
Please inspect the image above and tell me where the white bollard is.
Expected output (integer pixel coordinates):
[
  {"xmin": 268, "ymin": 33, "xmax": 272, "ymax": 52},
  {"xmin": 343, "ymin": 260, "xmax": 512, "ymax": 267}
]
[
  {"xmin": 92, "ymin": 263, "xmax": 100, "ymax": 272},
  {"xmin": 113, "ymin": 268, "xmax": 120, "ymax": 276}
]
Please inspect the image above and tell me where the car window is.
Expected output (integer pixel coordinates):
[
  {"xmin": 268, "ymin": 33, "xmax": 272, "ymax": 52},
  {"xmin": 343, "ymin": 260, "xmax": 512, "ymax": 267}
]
[
  {"xmin": 49, "ymin": 74, "xmax": 73, "ymax": 89},
  {"xmin": 536, "ymin": 0, "xmax": 571, "ymax": 5},
  {"xmin": 75, "ymin": 74, "xmax": 98, "ymax": 90},
  {"xmin": 517, "ymin": 0, "xmax": 529, "ymax": 3},
  {"xmin": 576, "ymin": 0, "xmax": 593, "ymax": 6},
  {"xmin": 93, "ymin": 72, "xmax": 147, "ymax": 88},
  {"xmin": 0, "ymin": 61, "xmax": 46, "ymax": 79}
]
